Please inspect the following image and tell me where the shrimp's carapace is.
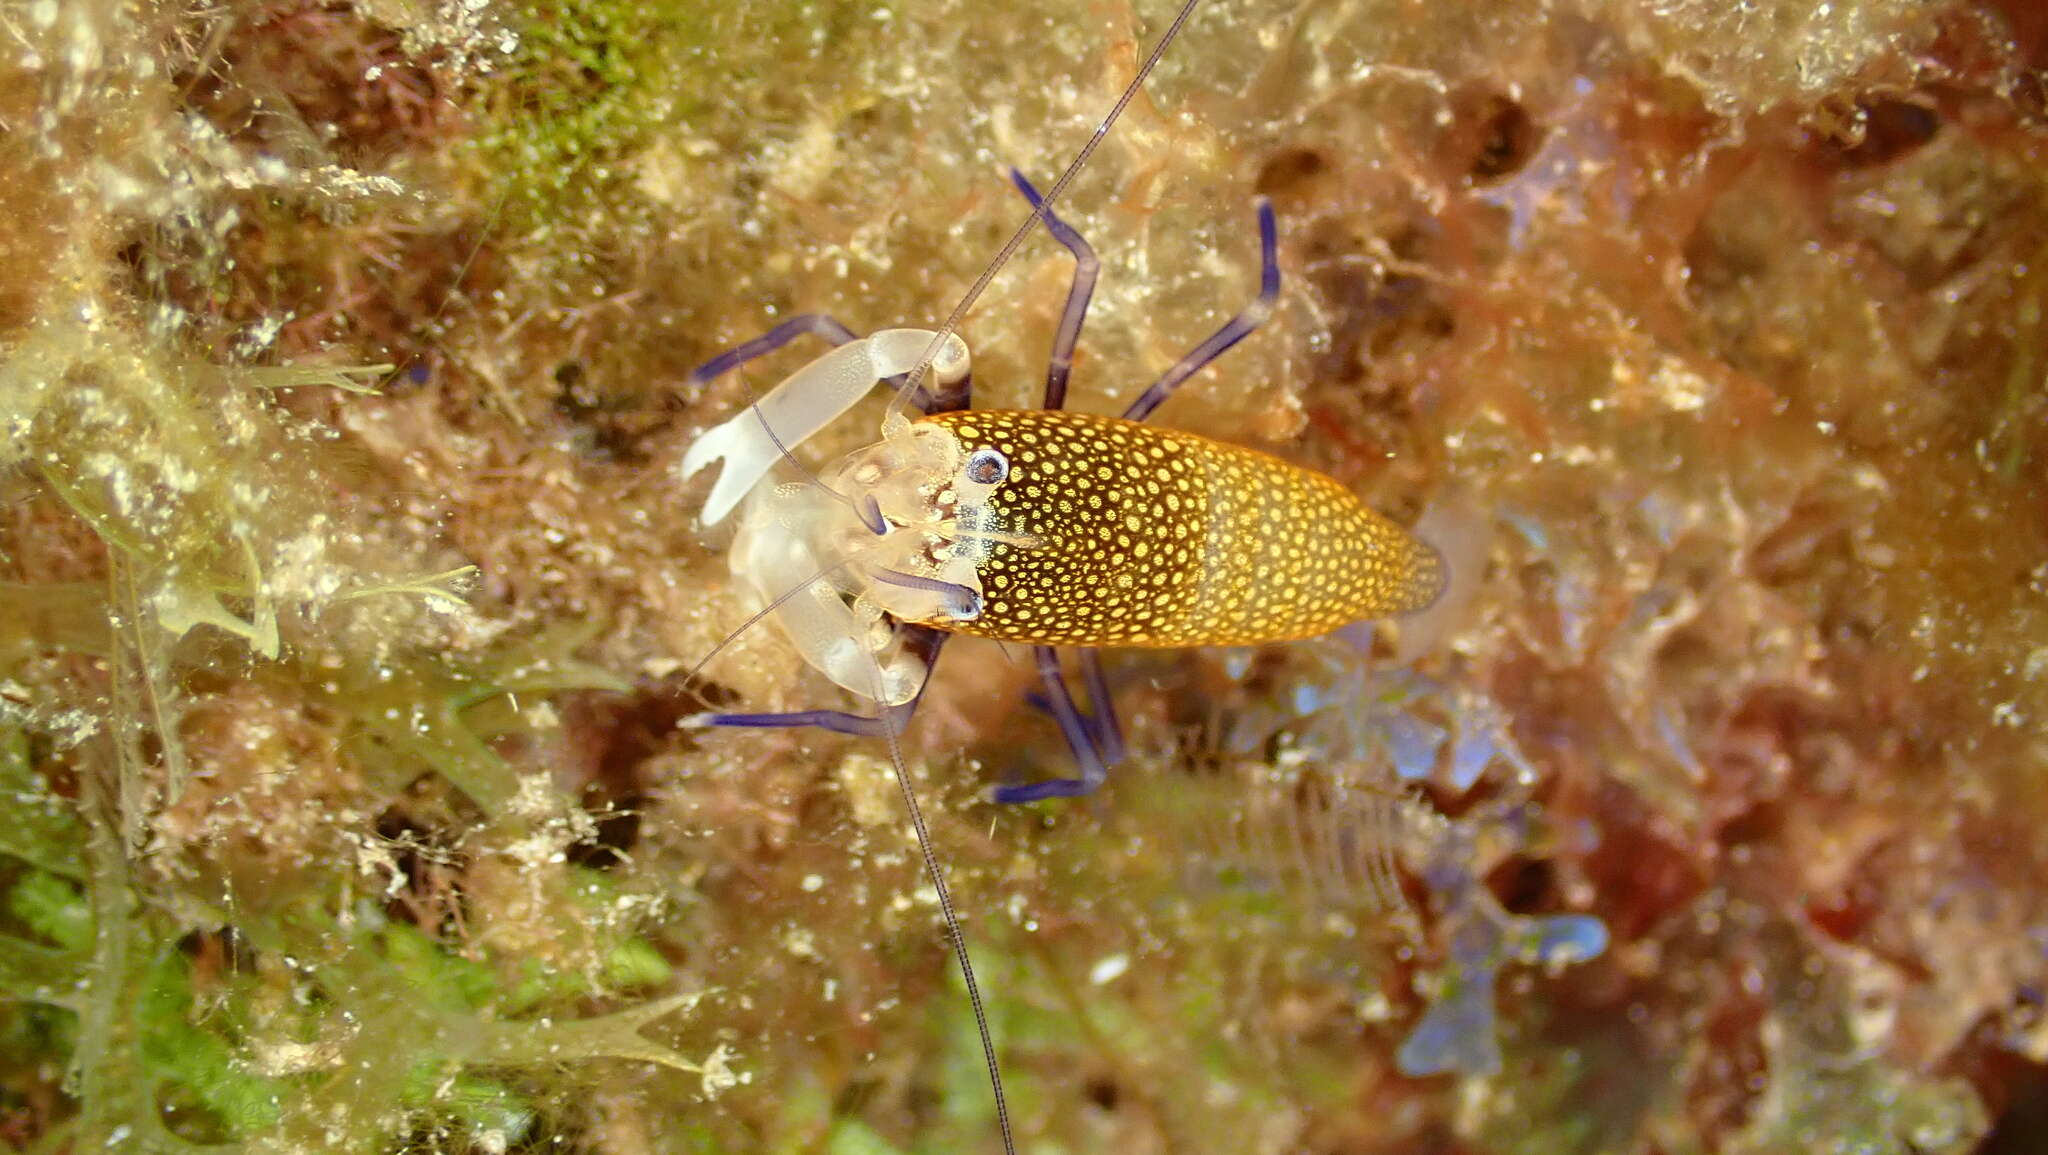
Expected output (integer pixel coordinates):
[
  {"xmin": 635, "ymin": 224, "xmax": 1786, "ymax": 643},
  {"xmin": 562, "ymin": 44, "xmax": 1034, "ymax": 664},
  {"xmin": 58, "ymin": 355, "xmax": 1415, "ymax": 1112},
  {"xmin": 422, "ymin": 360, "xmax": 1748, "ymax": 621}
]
[{"xmin": 914, "ymin": 409, "xmax": 1443, "ymax": 647}]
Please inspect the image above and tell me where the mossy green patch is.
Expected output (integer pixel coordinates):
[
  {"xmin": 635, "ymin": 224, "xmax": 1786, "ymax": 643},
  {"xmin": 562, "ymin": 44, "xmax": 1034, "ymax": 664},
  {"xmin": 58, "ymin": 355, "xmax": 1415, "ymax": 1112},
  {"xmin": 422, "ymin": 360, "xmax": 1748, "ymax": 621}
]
[
  {"xmin": 0, "ymin": 727, "xmax": 84, "ymax": 881},
  {"xmin": 136, "ymin": 951, "xmax": 286, "ymax": 1142},
  {"xmin": 5, "ymin": 871, "xmax": 90, "ymax": 954},
  {"xmin": 473, "ymin": 0, "xmax": 718, "ymax": 226}
]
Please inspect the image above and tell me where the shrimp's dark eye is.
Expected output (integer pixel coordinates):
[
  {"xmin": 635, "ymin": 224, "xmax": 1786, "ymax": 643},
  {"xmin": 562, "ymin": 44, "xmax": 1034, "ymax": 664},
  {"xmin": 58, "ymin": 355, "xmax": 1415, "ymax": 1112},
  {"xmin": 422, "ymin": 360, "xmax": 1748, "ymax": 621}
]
[
  {"xmin": 950, "ymin": 587, "xmax": 984, "ymax": 621},
  {"xmin": 965, "ymin": 447, "xmax": 1009, "ymax": 485}
]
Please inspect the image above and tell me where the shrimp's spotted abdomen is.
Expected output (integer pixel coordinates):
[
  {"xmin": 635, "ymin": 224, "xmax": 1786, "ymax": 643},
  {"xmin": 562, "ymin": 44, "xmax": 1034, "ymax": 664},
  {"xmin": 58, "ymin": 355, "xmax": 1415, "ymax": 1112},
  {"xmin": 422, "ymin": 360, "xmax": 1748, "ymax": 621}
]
[{"xmin": 917, "ymin": 409, "xmax": 1443, "ymax": 647}]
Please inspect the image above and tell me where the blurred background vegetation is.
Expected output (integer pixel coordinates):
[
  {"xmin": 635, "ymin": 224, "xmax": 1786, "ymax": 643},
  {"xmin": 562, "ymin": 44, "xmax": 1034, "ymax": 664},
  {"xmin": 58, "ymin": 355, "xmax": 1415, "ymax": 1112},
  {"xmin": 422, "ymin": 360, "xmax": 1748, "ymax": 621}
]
[{"xmin": 2, "ymin": 0, "xmax": 2045, "ymax": 1151}]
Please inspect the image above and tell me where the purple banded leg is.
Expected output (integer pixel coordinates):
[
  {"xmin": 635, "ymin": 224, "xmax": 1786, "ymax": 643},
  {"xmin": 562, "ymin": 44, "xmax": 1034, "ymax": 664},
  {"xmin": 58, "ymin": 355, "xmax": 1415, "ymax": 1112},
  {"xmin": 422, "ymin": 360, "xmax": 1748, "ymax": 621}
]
[
  {"xmin": 691, "ymin": 313, "xmax": 947, "ymax": 413},
  {"xmin": 706, "ymin": 704, "xmax": 915, "ymax": 738},
  {"xmin": 1015, "ymin": 650, "xmax": 1125, "ymax": 773},
  {"xmin": 687, "ymin": 314, "xmax": 858, "ymax": 385},
  {"xmin": 1121, "ymin": 198, "xmax": 1280, "ymax": 423},
  {"xmin": 921, "ymin": 368, "xmax": 972, "ymax": 416},
  {"xmin": 1008, "ymin": 168, "xmax": 1100, "ymax": 412},
  {"xmin": 696, "ymin": 627, "xmax": 949, "ymax": 738},
  {"xmin": 994, "ymin": 647, "xmax": 1120, "ymax": 803},
  {"xmin": 1077, "ymin": 650, "xmax": 1124, "ymax": 765}
]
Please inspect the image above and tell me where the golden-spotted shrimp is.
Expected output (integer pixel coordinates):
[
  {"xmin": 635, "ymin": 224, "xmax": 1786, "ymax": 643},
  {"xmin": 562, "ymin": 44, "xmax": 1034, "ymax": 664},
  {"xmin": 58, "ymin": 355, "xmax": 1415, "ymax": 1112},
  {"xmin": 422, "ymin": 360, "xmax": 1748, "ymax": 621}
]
[
  {"xmin": 676, "ymin": 2, "xmax": 1441, "ymax": 1149},
  {"xmin": 681, "ymin": 192, "xmax": 1445, "ymax": 800}
]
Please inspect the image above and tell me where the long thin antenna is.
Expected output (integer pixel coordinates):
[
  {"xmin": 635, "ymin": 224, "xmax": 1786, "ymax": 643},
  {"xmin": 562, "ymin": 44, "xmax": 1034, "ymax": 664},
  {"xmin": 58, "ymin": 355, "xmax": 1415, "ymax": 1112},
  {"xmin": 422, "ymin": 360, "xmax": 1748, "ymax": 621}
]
[
  {"xmin": 886, "ymin": 0, "xmax": 1207, "ymax": 421},
  {"xmin": 675, "ymin": 556, "xmax": 856, "ymax": 701},
  {"xmin": 865, "ymin": 655, "xmax": 1015, "ymax": 1155}
]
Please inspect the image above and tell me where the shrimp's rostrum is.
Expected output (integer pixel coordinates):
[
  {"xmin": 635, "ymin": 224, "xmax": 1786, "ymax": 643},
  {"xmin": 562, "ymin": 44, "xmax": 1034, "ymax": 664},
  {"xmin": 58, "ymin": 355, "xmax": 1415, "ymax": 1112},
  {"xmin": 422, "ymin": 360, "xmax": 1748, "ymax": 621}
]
[{"xmin": 914, "ymin": 409, "xmax": 1444, "ymax": 647}]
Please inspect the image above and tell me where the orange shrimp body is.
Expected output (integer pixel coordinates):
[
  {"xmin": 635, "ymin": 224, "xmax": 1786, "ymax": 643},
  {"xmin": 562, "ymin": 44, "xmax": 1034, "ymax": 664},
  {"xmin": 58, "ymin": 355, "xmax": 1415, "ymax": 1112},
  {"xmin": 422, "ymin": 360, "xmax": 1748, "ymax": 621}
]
[{"xmin": 913, "ymin": 409, "xmax": 1444, "ymax": 648}]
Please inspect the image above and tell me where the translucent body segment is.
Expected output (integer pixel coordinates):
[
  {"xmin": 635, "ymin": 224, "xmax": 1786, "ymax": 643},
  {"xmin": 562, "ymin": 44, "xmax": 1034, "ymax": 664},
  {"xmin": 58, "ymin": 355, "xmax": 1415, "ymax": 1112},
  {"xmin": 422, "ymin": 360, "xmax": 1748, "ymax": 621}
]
[
  {"xmin": 721, "ymin": 420, "xmax": 987, "ymax": 706},
  {"xmin": 916, "ymin": 409, "xmax": 1444, "ymax": 647}
]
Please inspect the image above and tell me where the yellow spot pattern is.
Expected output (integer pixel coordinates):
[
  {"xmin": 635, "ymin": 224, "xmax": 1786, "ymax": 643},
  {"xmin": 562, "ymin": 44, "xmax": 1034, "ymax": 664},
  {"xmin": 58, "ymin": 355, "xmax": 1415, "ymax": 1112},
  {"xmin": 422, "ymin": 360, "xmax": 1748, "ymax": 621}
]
[{"xmin": 915, "ymin": 409, "xmax": 1443, "ymax": 647}]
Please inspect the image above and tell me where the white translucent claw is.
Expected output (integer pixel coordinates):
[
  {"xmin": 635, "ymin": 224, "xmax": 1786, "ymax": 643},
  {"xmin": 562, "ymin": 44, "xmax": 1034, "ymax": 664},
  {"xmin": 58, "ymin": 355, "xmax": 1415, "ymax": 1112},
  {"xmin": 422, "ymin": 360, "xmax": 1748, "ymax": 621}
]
[{"xmin": 679, "ymin": 328, "xmax": 971, "ymax": 527}]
